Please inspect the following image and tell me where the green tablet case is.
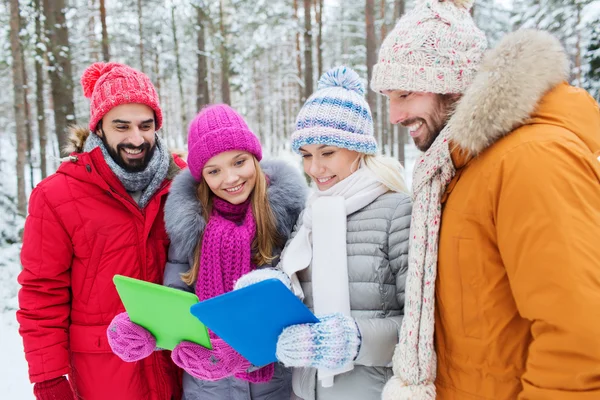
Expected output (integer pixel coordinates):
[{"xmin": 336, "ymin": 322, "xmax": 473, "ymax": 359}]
[{"xmin": 113, "ymin": 274, "xmax": 211, "ymax": 351}]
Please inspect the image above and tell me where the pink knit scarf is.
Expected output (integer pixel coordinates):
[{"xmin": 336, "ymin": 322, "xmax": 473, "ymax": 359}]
[
  {"xmin": 196, "ymin": 197, "xmax": 256, "ymax": 301},
  {"xmin": 196, "ymin": 196, "xmax": 274, "ymax": 382}
]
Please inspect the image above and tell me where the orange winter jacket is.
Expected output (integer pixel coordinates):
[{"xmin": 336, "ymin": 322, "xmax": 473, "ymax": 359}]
[{"xmin": 435, "ymin": 32, "xmax": 600, "ymax": 399}]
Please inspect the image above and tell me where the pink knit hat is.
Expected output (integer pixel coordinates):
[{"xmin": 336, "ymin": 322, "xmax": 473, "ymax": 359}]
[
  {"xmin": 81, "ymin": 62, "xmax": 163, "ymax": 131},
  {"xmin": 371, "ymin": 0, "xmax": 487, "ymax": 94},
  {"xmin": 187, "ymin": 104, "xmax": 262, "ymax": 182}
]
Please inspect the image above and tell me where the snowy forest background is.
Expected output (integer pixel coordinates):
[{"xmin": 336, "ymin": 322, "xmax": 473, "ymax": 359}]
[{"xmin": 1, "ymin": 0, "xmax": 599, "ymax": 397}]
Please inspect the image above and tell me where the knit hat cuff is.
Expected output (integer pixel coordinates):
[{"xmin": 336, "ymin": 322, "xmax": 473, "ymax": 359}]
[
  {"xmin": 371, "ymin": 62, "xmax": 478, "ymax": 94},
  {"xmin": 187, "ymin": 128, "xmax": 262, "ymax": 181},
  {"xmin": 291, "ymin": 127, "xmax": 378, "ymax": 155},
  {"xmin": 89, "ymin": 92, "xmax": 163, "ymax": 132}
]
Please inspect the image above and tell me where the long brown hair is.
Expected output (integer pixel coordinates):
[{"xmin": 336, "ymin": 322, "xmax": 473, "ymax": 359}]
[{"xmin": 180, "ymin": 157, "xmax": 282, "ymax": 286}]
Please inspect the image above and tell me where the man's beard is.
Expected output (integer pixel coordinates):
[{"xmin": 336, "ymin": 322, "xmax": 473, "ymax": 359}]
[
  {"xmin": 100, "ymin": 134, "xmax": 156, "ymax": 173},
  {"xmin": 405, "ymin": 94, "xmax": 457, "ymax": 152}
]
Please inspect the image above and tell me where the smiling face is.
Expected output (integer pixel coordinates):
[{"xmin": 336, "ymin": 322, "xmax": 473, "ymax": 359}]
[
  {"xmin": 384, "ymin": 90, "xmax": 459, "ymax": 152},
  {"xmin": 95, "ymin": 103, "xmax": 157, "ymax": 172},
  {"xmin": 299, "ymin": 144, "xmax": 361, "ymax": 191},
  {"xmin": 201, "ymin": 150, "xmax": 257, "ymax": 204}
]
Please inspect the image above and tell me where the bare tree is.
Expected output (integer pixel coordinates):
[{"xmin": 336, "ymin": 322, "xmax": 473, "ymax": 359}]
[
  {"xmin": 196, "ymin": 5, "xmax": 210, "ymax": 110},
  {"xmin": 393, "ymin": 0, "xmax": 406, "ymax": 164},
  {"xmin": 100, "ymin": 0, "xmax": 110, "ymax": 61},
  {"xmin": 137, "ymin": 0, "xmax": 144, "ymax": 71},
  {"xmin": 9, "ymin": 0, "xmax": 28, "ymax": 215},
  {"xmin": 88, "ymin": 0, "xmax": 99, "ymax": 61},
  {"xmin": 43, "ymin": 0, "xmax": 76, "ymax": 156},
  {"xmin": 293, "ymin": 0, "xmax": 304, "ymax": 106},
  {"xmin": 219, "ymin": 0, "xmax": 231, "ymax": 105},
  {"xmin": 171, "ymin": 4, "xmax": 187, "ymax": 142},
  {"xmin": 303, "ymin": 0, "xmax": 313, "ymax": 100},
  {"xmin": 379, "ymin": 0, "xmax": 388, "ymax": 154},
  {"xmin": 366, "ymin": 0, "xmax": 378, "ymax": 141},
  {"xmin": 21, "ymin": 50, "xmax": 35, "ymax": 189},
  {"xmin": 313, "ymin": 0, "xmax": 323, "ymax": 78},
  {"xmin": 574, "ymin": 2, "xmax": 582, "ymax": 85},
  {"xmin": 34, "ymin": 0, "xmax": 48, "ymax": 179}
]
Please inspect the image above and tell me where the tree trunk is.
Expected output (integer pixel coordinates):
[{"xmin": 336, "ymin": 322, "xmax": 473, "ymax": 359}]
[
  {"xmin": 393, "ymin": 0, "xmax": 404, "ymax": 24},
  {"xmin": 380, "ymin": 0, "xmax": 388, "ymax": 155},
  {"xmin": 43, "ymin": 0, "xmax": 76, "ymax": 156},
  {"xmin": 153, "ymin": 44, "xmax": 167, "ymax": 145},
  {"xmin": 88, "ymin": 0, "xmax": 99, "ymax": 61},
  {"xmin": 393, "ymin": 0, "xmax": 406, "ymax": 165},
  {"xmin": 366, "ymin": 0, "xmax": 378, "ymax": 141},
  {"xmin": 219, "ymin": 0, "xmax": 231, "ymax": 105},
  {"xmin": 313, "ymin": 0, "xmax": 323, "ymax": 78},
  {"xmin": 171, "ymin": 5, "xmax": 187, "ymax": 142},
  {"xmin": 99, "ymin": 0, "xmax": 109, "ymax": 61},
  {"xmin": 137, "ymin": 0, "xmax": 144, "ymax": 72},
  {"xmin": 20, "ymin": 48, "xmax": 35, "ymax": 190},
  {"xmin": 253, "ymin": 62, "xmax": 263, "ymax": 142},
  {"xmin": 303, "ymin": 0, "xmax": 313, "ymax": 100},
  {"xmin": 574, "ymin": 3, "xmax": 582, "ymax": 86},
  {"xmin": 293, "ymin": 0, "xmax": 303, "ymax": 106},
  {"xmin": 196, "ymin": 6, "xmax": 210, "ymax": 110},
  {"xmin": 9, "ymin": 0, "xmax": 28, "ymax": 215},
  {"xmin": 34, "ymin": 0, "xmax": 48, "ymax": 179}
]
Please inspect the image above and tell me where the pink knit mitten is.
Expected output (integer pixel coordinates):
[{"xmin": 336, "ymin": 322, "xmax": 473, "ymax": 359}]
[
  {"xmin": 234, "ymin": 363, "xmax": 275, "ymax": 383},
  {"xmin": 107, "ymin": 312, "xmax": 156, "ymax": 362},
  {"xmin": 171, "ymin": 339, "xmax": 251, "ymax": 381}
]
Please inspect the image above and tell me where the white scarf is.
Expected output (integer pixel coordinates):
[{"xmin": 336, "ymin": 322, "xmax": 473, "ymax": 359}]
[
  {"xmin": 280, "ymin": 166, "xmax": 389, "ymax": 387},
  {"xmin": 382, "ymin": 131, "xmax": 456, "ymax": 399}
]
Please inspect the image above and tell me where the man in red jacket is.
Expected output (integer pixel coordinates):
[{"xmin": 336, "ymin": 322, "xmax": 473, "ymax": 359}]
[{"xmin": 17, "ymin": 62, "xmax": 184, "ymax": 400}]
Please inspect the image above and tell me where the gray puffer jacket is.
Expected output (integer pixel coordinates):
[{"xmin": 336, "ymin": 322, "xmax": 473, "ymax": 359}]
[
  {"xmin": 290, "ymin": 191, "xmax": 412, "ymax": 400},
  {"xmin": 162, "ymin": 159, "xmax": 308, "ymax": 400}
]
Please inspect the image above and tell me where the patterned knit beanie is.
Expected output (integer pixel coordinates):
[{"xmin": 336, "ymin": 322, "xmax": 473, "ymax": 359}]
[
  {"xmin": 187, "ymin": 104, "xmax": 263, "ymax": 182},
  {"xmin": 371, "ymin": 0, "xmax": 488, "ymax": 94},
  {"xmin": 291, "ymin": 66, "xmax": 377, "ymax": 155},
  {"xmin": 81, "ymin": 62, "xmax": 163, "ymax": 131}
]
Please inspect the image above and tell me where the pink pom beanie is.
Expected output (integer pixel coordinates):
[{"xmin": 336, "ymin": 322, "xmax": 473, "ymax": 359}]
[
  {"xmin": 81, "ymin": 62, "xmax": 162, "ymax": 131},
  {"xmin": 187, "ymin": 104, "xmax": 263, "ymax": 182},
  {"xmin": 371, "ymin": 0, "xmax": 488, "ymax": 94}
]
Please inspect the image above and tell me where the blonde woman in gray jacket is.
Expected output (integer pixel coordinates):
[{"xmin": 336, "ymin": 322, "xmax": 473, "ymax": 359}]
[{"xmin": 236, "ymin": 66, "xmax": 412, "ymax": 400}]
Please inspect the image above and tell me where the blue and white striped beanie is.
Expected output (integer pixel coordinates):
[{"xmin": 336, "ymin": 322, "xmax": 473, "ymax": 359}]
[{"xmin": 291, "ymin": 66, "xmax": 377, "ymax": 155}]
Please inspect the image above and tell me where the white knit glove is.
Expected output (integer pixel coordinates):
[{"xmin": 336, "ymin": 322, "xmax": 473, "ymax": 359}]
[
  {"xmin": 276, "ymin": 313, "xmax": 361, "ymax": 369},
  {"xmin": 233, "ymin": 267, "xmax": 292, "ymax": 291}
]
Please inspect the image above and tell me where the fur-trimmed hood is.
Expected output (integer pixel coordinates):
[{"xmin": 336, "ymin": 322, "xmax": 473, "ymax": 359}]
[
  {"xmin": 163, "ymin": 159, "xmax": 308, "ymax": 263},
  {"xmin": 447, "ymin": 29, "xmax": 581, "ymax": 158},
  {"xmin": 65, "ymin": 126, "xmax": 93, "ymax": 154}
]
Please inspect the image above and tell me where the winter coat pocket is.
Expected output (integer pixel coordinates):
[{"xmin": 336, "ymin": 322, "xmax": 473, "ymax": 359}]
[{"xmin": 456, "ymin": 238, "xmax": 484, "ymax": 339}]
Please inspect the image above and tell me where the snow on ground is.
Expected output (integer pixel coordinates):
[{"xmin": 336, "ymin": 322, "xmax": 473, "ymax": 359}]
[{"xmin": 0, "ymin": 242, "xmax": 32, "ymax": 399}]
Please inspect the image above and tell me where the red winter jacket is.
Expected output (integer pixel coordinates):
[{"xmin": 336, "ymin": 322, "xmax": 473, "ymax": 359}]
[{"xmin": 18, "ymin": 129, "xmax": 185, "ymax": 400}]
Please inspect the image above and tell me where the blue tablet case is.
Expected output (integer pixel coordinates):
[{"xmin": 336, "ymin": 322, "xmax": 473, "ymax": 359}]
[{"xmin": 189, "ymin": 279, "xmax": 319, "ymax": 366}]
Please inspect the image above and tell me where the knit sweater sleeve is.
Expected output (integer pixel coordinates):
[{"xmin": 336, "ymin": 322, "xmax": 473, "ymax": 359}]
[{"xmin": 354, "ymin": 194, "xmax": 412, "ymax": 367}]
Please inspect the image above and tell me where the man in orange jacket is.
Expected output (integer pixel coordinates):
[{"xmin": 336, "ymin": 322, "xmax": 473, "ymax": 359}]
[{"xmin": 371, "ymin": 1, "xmax": 600, "ymax": 399}]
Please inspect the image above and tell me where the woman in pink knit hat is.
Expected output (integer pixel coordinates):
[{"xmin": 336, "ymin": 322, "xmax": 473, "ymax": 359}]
[{"xmin": 106, "ymin": 104, "xmax": 308, "ymax": 399}]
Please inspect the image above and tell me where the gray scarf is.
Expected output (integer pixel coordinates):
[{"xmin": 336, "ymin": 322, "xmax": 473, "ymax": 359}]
[{"xmin": 84, "ymin": 133, "xmax": 171, "ymax": 208}]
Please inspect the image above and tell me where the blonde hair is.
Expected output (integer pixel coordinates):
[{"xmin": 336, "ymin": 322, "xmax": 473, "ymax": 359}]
[
  {"xmin": 361, "ymin": 154, "xmax": 410, "ymax": 194},
  {"xmin": 180, "ymin": 158, "xmax": 282, "ymax": 286}
]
